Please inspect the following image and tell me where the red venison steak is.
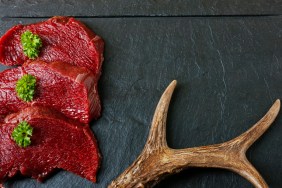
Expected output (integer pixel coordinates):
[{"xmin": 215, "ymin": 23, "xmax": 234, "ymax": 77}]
[
  {"xmin": 0, "ymin": 60, "xmax": 101, "ymax": 123},
  {"xmin": 0, "ymin": 16, "xmax": 104, "ymax": 77},
  {"xmin": 0, "ymin": 106, "xmax": 100, "ymax": 182}
]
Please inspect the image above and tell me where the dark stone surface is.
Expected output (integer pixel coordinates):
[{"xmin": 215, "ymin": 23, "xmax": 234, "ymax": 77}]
[
  {"xmin": 0, "ymin": 16, "xmax": 282, "ymax": 187},
  {"xmin": 0, "ymin": 0, "xmax": 282, "ymax": 17}
]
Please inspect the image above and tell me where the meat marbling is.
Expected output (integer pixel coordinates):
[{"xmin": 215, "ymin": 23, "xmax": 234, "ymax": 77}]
[
  {"xmin": 0, "ymin": 106, "xmax": 100, "ymax": 182},
  {"xmin": 0, "ymin": 16, "xmax": 104, "ymax": 77},
  {"xmin": 0, "ymin": 60, "xmax": 101, "ymax": 123}
]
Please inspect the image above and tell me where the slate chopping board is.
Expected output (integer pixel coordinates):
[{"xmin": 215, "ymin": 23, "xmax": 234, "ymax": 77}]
[{"xmin": 0, "ymin": 2, "xmax": 282, "ymax": 187}]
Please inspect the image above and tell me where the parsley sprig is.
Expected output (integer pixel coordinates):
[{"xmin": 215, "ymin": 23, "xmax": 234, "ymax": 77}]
[
  {"xmin": 12, "ymin": 121, "xmax": 33, "ymax": 148},
  {"xmin": 16, "ymin": 74, "xmax": 36, "ymax": 102},
  {"xmin": 21, "ymin": 30, "xmax": 42, "ymax": 59}
]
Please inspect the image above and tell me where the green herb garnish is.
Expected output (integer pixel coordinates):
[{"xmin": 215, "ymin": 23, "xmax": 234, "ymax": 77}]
[
  {"xmin": 16, "ymin": 74, "xmax": 36, "ymax": 102},
  {"xmin": 12, "ymin": 121, "xmax": 33, "ymax": 148},
  {"xmin": 21, "ymin": 30, "xmax": 42, "ymax": 59}
]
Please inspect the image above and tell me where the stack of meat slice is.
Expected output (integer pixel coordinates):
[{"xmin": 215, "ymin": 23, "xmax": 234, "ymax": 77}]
[{"xmin": 0, "ymin": 17, "xmax": 104, "ymax": 183}]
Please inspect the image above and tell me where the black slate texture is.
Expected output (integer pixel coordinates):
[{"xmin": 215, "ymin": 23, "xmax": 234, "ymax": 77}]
[
  {"xmin": 0, "ymin": 16, "xmax": 282, "ymax": 188},
  {"xmin": 0, "ymin": 0, "xmax": 282, "ymax": 17}
]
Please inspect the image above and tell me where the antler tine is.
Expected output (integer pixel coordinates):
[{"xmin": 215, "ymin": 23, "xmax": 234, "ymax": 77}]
[
  {"xmin": 228, "ymin": 99, "xmax": 280, "ymax": 153},
  {"xmin": 145, "ymin": 80, "xmax": 177, "ymax": 150},
  {"xmin": 231, "ymin": 158, "xmax": 268, "ymax": 188}
]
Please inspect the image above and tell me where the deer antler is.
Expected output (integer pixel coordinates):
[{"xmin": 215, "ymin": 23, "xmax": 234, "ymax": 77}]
[{"xmin": 109, "ymin": 80, "xmax": 280, "ymax": 188}]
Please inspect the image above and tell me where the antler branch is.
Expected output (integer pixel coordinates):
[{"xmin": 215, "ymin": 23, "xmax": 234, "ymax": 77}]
[
  {"xmin": 109, "ymin": 80, "xmax": 280, "ymax": 188},
  {"xmin": 144, "ymin": 80, "xmax": 176, "ymax": 150}
]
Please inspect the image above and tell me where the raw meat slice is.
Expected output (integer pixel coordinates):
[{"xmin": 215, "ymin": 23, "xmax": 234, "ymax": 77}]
[
  {"xmin": 0, "ymin": 16, "xmax": 104, "ymax": 77},
  {"xmin": 0, "ymin": 60, "xmax": 101, "ymax": 123},
  {"xmin": 0, "ymin": 106, "xmax": 100, "ymax": 182}
]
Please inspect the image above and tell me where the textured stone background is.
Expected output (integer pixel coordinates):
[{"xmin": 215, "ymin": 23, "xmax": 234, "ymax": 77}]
[{"xmin": 0, "ymin": 1, "xmax": 282, "ymax": 188}]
